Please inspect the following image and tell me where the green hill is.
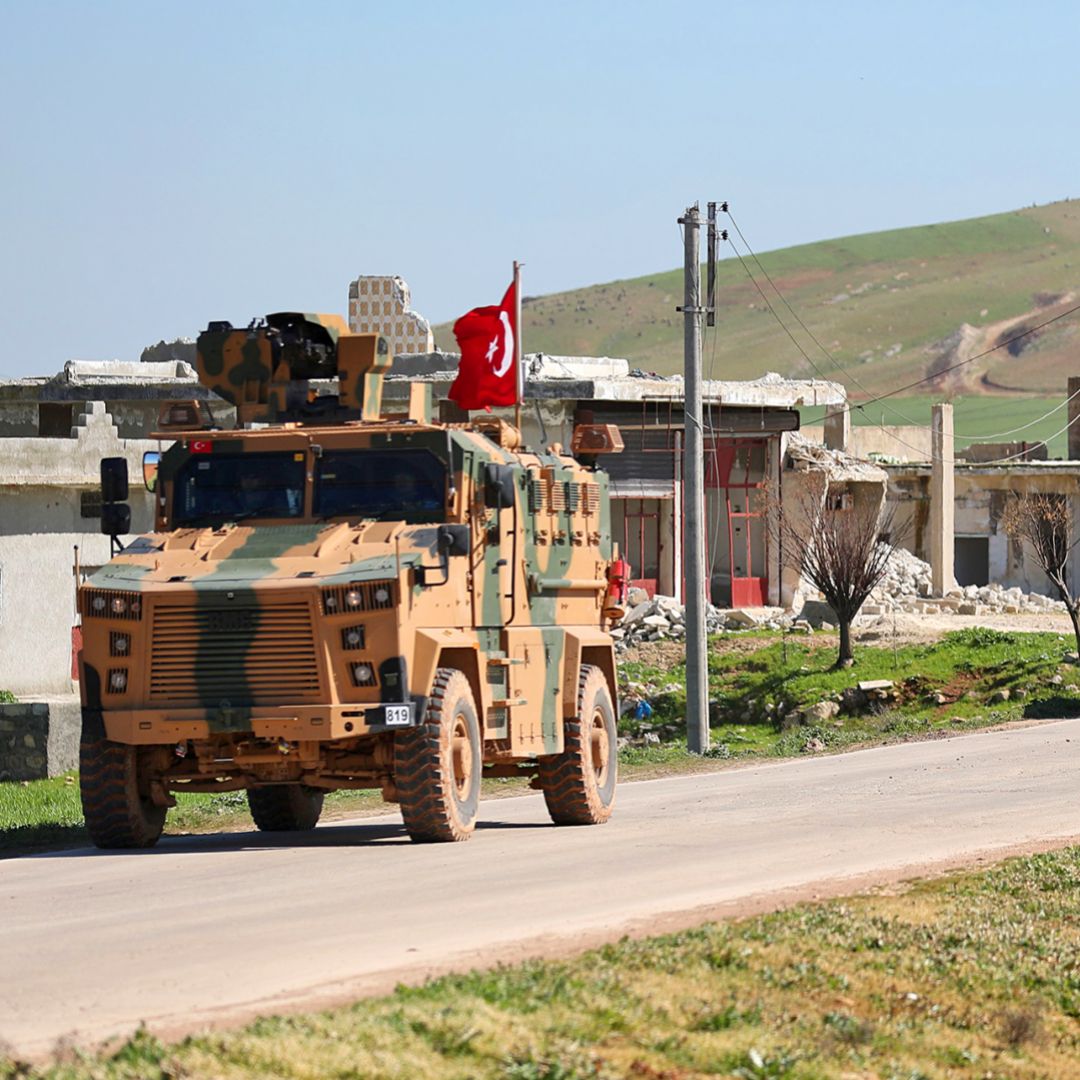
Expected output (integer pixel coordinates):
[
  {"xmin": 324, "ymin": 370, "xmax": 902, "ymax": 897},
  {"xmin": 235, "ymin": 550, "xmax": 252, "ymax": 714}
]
[{"xmin": 435, "ymin": 201, "xmax": 1080, "ymax": 404}]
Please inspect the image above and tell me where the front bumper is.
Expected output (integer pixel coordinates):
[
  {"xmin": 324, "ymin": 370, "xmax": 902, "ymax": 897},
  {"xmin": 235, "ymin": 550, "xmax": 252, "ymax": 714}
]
[{"xmin": 101, "ymin": 701, "xmax": 419, "ymax": 745}]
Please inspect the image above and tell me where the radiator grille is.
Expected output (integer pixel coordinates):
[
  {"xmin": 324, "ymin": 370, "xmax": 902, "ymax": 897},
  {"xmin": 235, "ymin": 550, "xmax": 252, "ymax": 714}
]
[{"xmin": 149, "ymin": 601, "xmax": 320, "ymax": 704}]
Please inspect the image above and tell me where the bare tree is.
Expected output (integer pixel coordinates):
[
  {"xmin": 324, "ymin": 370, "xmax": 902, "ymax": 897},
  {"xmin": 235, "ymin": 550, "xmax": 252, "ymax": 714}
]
[
  {"xmin": 1002, "ymin": 493, "xmax": 1080, "ymax": 657},
  {"xmin": 774, "ymin": 478, "xmax": 902, "ymax": 668}
]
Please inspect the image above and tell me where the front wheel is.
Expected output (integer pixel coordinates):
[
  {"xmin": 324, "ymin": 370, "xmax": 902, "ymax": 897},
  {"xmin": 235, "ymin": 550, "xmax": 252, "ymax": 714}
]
[
  {"xmin": 247, "ymin": 785, "xmax": 324, "ymax": 831},
  {"xmin": 394, "ymin": 667, "xmax": 481, "ymax": 842},
  {"xmin": 79, "ymin": 732, "xmax": 167, "ymax": 850},
  {"xmin": 537, "ymin": 664, "xmax": 617, "ymax": 826}
]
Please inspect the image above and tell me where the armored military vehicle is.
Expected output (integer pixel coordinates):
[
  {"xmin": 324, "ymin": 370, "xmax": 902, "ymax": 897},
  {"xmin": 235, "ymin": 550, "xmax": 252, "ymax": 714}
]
[{"xmin": 77, "ymin": 312, "xmax": 626, "ymax": 847}]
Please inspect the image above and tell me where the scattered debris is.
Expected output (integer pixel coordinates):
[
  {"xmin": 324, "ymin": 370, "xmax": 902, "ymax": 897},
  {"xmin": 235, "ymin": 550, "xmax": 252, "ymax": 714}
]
[
  {"xmin": 614, "ymin": 593, "xmax": 792, "ymax": 651},
  {"xmin": 865, "ymin": 547, "xmax": 1066, "ymax": 618}
]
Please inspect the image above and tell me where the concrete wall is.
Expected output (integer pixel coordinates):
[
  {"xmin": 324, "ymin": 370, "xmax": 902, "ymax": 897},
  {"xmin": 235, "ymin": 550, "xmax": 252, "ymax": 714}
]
[
  {"xmin": 0, "ymin": 403, "xmax": 158, "ymax": 696},
  {"xmin": 888, "ymin": 471, "xmax": 1066, "ymax": 596},
  {"xmin": 349, "ymin": 275, "xmax": 434, "ymax": 357},
  {"xmin": 0, "ymin": 699, "xmax": 81, "ymax": 779},
  {"xmin": 802, "ymin": 424, "xmax": 933, "ymax": 462}
]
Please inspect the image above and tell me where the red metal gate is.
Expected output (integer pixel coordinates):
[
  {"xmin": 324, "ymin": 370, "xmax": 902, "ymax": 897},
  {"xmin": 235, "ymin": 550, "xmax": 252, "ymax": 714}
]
[
  {"xmin": 617, "ymin": 499, "xmax": 661, "ymax": 597},
  {"xmin": 705, "ymin": 439, "xmax": 768, "ymax": 607}
]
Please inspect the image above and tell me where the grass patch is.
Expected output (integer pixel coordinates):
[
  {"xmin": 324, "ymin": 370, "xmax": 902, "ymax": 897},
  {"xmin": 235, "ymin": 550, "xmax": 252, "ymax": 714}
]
[
  {"xmin": 619, "ymin": 627, "xmax": 1080, "ymax": 762},
  {"xmin": 9, "ymin": 845, "xmax": 1080, "ymax": 1077}
]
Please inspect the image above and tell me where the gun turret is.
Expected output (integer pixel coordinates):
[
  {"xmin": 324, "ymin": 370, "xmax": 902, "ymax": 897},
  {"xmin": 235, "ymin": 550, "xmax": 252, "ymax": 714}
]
[{"xmin": 196, "ymin": 312, "xmax": 392, "ymax": 426}]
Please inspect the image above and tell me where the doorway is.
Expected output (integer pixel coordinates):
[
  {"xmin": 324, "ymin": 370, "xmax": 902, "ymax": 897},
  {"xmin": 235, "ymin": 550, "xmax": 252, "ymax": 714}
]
[
  {"xmin": 612, "ymin": 498, "xmax": 662, "ymax": 596},
  {"xmin": 704, "ymin": 439, "xmax": 769, "ymax": 607}
]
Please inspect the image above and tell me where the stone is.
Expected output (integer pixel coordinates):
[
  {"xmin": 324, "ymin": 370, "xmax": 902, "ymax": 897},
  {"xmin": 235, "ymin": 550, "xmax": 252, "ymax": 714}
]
[
  {"xmin": 1065, "ymin": 653, "xmax": 1080, "ymax": 665},
  {"xmin": 858, "ymin": 680, "xmax": 894, "ymax": 693},
  {"xmin": 22, "ymin": 734, "xmax": 35, "ymax": 749},
  {"xmin": 609, "ymin": 628, "xmax": 625, "ymax": 640},
  {"xmin": 820, "ymin": 622, "xmax": 835, "ymax": 632},
  {"xmin": 957, "ymin": 602, "xmax": 978, "ymax": 615},
  {"xmin": 1051, "ymin": 674, "xmax": 1064, "ymax": 685},
  {"xmin": 725, "ymin": 609, "xmax": 761, "ymax": 628},
  {"xmin": 1014, "ymin": 688, "xmax": 1028, "ymax": 700},
  {"xmin": 642, "ymin": 732, "xmax": 661, "ymax": 746},
  {"xmin": 989, "ymin": 689, "xmax": 1010, "ymax": 703},
  {"xmin": 861, "ymin": 604, "xmax": 883, "ymax": 616},
  {"xmin": 805, "ymin": 737, "xmax": 826, "ymax": 753},
  {"xmin": 626, "ymin": 587, "xmax": 649, "ymax": 607},
  {"xmin": 802, "ymin": 700, "xmax": 840, "ymax": 722},
  {"xmin": 621, "ymin": 600, "xmax": 653, "ymax": 626},
  {"xmin": 642, "ymin": 615, "xmax": 671, "ymax": 629}
]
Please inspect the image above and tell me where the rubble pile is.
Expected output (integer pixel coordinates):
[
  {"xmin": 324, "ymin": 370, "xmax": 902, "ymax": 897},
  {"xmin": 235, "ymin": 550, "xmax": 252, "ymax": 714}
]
[
  {"xmin": 863, "ymin": 546, "xmax": 1066, "ymax": 618},
  {"xmin": 612, "ymin": 588, "xmax": 790, "ymax": 651}
]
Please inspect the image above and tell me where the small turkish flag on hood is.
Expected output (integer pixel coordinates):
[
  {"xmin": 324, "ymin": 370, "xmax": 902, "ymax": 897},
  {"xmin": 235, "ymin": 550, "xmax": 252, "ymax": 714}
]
[{"xmin": 448, "ymin": 282, "xmax": 518, "ymax": 410}]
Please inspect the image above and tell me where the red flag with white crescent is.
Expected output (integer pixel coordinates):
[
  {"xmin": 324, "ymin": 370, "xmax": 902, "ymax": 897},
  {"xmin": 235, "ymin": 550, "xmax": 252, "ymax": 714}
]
[{"xmin": 448, "ymin": 281, "xmax": 518, "ymax": 410}]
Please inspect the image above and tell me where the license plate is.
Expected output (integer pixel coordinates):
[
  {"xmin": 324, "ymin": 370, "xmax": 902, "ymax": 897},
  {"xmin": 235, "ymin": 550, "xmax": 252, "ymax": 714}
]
[{"xmin": 384, "ymin": 705, "xmax": 411, "ymax": 726}]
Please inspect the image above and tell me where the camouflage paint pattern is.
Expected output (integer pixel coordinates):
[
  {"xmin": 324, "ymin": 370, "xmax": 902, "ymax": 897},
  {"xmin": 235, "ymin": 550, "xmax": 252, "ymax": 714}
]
[{"xmin": 78, "ymin": 314, "xmax": 619, "ymax": 798}]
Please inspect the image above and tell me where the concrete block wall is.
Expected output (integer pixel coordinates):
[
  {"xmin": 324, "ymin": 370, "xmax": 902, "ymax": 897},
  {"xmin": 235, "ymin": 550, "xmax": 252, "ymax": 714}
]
[
  {"xmin": 349, "ymin": 275, "xmax": 434, "ymax": 358},
  {"xmin": 0, "ymin": 700, "xmax": 80, "ymax": 780}
]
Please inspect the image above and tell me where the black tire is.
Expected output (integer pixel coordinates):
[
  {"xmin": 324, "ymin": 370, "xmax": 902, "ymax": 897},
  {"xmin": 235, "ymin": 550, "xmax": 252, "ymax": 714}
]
[
  {"xmin": 394, "ymin": 667, "xmax": 481, "ymax": 842},
  {"xmin": 247, "ymin": 785, "xmax": 324, "ymax": 831},
  {"xmin": 79, "ymin": 735, "xmax": 167, "ymax": 850},
  {"xmin": 537, "ymin": 664, "xmax": 617, "ymax": 826}
]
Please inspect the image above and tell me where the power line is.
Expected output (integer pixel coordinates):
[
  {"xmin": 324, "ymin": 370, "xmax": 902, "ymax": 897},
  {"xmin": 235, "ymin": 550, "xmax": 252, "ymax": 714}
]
[
  {"xmin": 722, "ymin": 206, "xmax": 1080, "ymax": 441},
  {"xmin": 724, "ymin": 209, "xmax": 926, "ymax": 429},
  {"xmin": 819, "ymin": 300, "xmax": 1080, "ymax": 426},
  {"xmin": 951, "ymin": 386, "xmax": 1080, "ymax": 442}
]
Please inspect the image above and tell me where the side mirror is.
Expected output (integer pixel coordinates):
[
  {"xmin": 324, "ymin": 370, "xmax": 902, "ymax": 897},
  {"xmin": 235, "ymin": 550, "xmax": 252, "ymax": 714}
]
[
  {"xmin": 437, "ymin": 524, "xmax": 471, "ymax": 558},
  {"xmin": 142, "ymin": 451, "xmax": 160, "ymax": 493},
  {"xmin": 101, "ymin": 458, "xmax": 129, "ymax": 503},
  {"xmin": 101, "ymin": 502, "xmax": 131, "ymax": 538},
  {"xmin": 483, "ymin": 463, "xmax": 516, "ymax": 509}
]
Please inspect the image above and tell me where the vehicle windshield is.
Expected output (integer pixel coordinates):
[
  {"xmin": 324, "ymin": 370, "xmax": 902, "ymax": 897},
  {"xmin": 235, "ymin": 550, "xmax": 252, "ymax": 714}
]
[
  {"xmin": 315, "ymin": 449, "xmax": 445, "ymax": 523},
  {"xmin": 173, "ymin": 452, "xmax": 306, "ymax": 525}
]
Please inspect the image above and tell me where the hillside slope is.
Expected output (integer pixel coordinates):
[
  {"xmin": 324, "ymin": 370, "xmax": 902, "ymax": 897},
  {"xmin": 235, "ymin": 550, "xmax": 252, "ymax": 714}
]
[{"xmin": 435, "ymin": 202, "xmax": 1080, "ymax": 401}]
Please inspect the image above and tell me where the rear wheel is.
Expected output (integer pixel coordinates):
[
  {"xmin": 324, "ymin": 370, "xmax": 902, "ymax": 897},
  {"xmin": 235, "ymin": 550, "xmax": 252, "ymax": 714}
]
[
  {"xmin": 79, "ymin": 730, "xmax": 167, "ymax": 850},
  {"xmin": 394, "ymin": 667, "xmax": 481, "ymax": 842},
  {"xmin": 247, "ymin": 785, "xmax": 324, "ymax": 831},
  {"xmin": 538, "ymin": 664, "xmax": 617, "ymax": 826}
]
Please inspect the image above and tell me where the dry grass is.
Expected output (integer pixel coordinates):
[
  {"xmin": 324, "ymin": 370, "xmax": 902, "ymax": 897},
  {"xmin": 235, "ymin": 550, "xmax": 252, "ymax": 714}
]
[{"xmin": 8, "ymin": 847, "xmax": 1080, "ymax": 1078}]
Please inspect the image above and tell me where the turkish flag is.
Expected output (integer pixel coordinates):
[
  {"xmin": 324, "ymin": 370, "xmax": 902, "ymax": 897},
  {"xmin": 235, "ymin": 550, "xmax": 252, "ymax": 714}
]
[{"xmin": 448, "ymin": 282, "xmax": 518, "ymax": 410}]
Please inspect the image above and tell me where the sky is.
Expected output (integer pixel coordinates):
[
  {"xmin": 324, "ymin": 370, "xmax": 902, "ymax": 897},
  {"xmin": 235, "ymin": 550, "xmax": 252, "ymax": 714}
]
[{"xmin": 1, "ymin": 0, "xmax": 1078, "ymax": 377}]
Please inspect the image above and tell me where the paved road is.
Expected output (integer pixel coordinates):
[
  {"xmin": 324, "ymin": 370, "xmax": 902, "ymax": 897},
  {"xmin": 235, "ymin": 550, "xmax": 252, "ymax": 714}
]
[{"xmin": 5, "ymin": 719, "xmax": 1080, "ymax": 1057}]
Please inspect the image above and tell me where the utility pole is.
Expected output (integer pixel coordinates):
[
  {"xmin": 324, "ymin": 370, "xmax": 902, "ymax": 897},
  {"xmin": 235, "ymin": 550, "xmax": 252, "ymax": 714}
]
[{"xmin": 679, "ymin": 203, "xmax": 709, "ymax": 754}]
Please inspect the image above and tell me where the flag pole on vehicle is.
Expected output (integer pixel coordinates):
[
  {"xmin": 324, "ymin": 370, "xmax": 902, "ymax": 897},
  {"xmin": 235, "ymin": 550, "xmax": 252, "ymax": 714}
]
[{"xmin": 514, "ymin": 259, "xmax": 523, "ymax": 432}]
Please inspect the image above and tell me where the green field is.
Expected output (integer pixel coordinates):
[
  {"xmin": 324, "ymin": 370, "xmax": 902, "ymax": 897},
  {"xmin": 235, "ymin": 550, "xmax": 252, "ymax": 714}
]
[
  {"xmin": 436, "ymin": 201, "xmax": 1080, "ymax": 413},
  {"xmin": 801, "ymin": 395, "xmax": 1072, "ymax": 458}
]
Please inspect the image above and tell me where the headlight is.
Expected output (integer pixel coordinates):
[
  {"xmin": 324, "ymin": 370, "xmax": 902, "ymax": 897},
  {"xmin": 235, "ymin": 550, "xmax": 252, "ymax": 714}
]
[
  {"xmin": 82, "ymin": 590, "xmax": 142, "ymax": 620},
  {"xmin": 351, "ymin": 662, "xmax": 375, "ymax": 686},
  {"xmin": 346, "ymin": 590, "xmax": 363, "ymax": 609},
  {"xmin": 341, "ymin": 625, "xmax": 365, "ymax": 650},
  {"xmin": 108, "ymin": 669, "xmax": 128, "ymax": 693},
  {"xmin": 110, "ymin": 632, "xmax": 130, "ymax": 656},
  {"xmin": 374, "ymin": 586, "xmax": 390, "ymax": 605}
]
